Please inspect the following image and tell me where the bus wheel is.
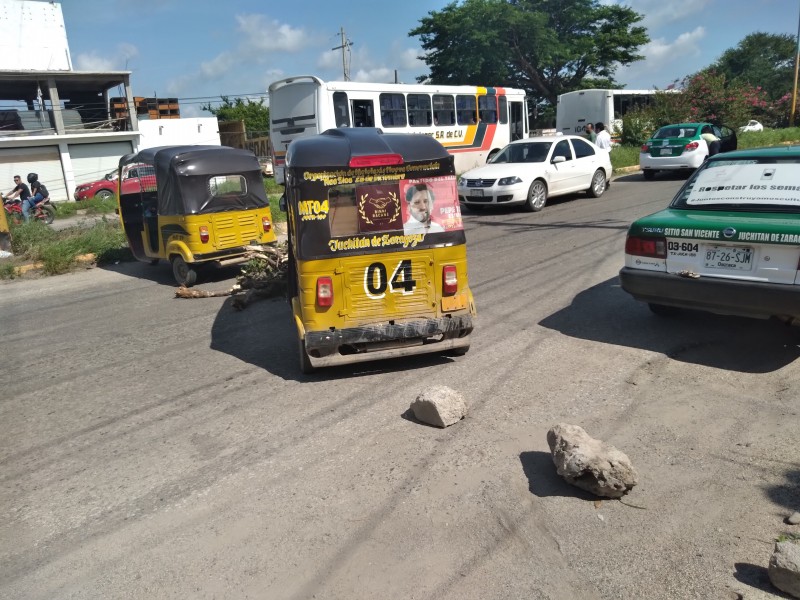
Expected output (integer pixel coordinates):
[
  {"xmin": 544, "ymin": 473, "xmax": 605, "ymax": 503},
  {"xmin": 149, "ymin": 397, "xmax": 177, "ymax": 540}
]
[
  {"xmin": 171, "ymin": 255, "xmax": 198, "ymax": 287},
  {"xmin": 298, "ymin": 338, "xmax": 316, "ymax": 374},
  {"xmin": 588, "ymin": 169, "xmax": 607, "ymax": 198},
  {"xmin": 524, "ymin": 180, "xmax": 547, "ymax": 212}
]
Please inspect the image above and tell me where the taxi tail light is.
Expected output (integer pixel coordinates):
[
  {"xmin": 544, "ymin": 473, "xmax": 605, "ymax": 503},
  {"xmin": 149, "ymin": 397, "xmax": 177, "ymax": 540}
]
[
  {"xmin": 640, "ymin": 144, "xmax": 649, "ymax": 152},
  {"xmin": 316, "ymin": 276, "xmax": 333, "ymax": 307},
  {"xmin": 442, "ymin": 265, "xmax": 458, "ymax": 295},
  {"xmin": 684, "ymin": 141, "xmax": 700, "ymax": 152},
  {"xmin": 199, "ymin": 226, "xmax": 209, "ymax": 243},
  {"xmin": 625, "ymin": 235, "xmax": 666, "ymax": 259},
  {"xmin": 262, "ymin": 217, "xmax": 272, "ymax": 233},
  {"xmin": 349, "ymin": 154, "xmax": 403, "ymax": 168}
]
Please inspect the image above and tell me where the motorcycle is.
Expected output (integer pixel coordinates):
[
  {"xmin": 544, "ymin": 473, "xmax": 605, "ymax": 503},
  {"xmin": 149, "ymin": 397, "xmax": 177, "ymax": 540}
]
[{"xmin": 1, "ymin": 193, "xmax": 56, "ymax": 225}]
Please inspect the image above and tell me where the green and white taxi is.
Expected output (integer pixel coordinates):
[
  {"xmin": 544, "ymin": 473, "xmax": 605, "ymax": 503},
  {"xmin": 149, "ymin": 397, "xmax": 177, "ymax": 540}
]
[{"xmin": 620, "ymin": 146, "xmax": 800, "ymax": 322}]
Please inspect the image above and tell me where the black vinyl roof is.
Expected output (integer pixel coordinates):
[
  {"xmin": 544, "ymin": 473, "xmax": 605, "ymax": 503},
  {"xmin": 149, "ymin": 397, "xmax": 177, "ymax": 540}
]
[{"xmin": 286, "ymin": 128, "xmax": 451, "ymax": 168}]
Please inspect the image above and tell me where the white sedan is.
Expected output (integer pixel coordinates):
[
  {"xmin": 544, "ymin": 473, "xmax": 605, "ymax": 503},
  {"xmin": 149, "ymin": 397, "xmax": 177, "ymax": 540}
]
[
  {"xmin": 739, "ymin": 120, "xmax": 764, "ymax": 133},
  {"xmin": 457, "ymin": 134, "xmax": 612, "ymax": 212}
]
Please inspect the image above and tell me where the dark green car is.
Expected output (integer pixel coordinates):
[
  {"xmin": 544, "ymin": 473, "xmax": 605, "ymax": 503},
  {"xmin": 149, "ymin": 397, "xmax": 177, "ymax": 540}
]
[{"xmin": 620, "ymin": 145, "xmax": 800, "ymax": 322}]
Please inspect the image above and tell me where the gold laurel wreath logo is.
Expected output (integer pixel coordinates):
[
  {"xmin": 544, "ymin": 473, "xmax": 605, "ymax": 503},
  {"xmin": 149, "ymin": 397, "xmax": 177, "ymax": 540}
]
[{"xmin": 358, "ymin": 191, "xmax": 400, "ymax": 225}]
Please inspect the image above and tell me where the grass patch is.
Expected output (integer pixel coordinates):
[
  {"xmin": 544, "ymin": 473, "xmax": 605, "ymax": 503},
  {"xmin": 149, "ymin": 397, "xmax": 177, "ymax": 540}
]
[
  {"xmin": 0, "ymin": 261, "xmax": 18, "ymax": 279},
  {"xmin": 7, "ymin": 218, "xmax": 131, "ymax": 276},
  {"xmin": 264, "ymin": 177, "xmax": 287, "ymax": 223},
  {"xmin": 53, "ymin": 196, "xmax": 118, "ymax": 218}
]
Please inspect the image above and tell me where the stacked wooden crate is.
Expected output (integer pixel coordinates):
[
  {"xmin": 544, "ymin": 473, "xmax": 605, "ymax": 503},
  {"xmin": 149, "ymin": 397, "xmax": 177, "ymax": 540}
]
[{"xmin": 110, "ymin": 97, "xmax": 181, "ymax": 120}]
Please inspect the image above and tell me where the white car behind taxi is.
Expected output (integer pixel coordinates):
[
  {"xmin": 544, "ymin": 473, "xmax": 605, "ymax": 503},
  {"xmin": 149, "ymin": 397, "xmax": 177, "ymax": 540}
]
[{"xmin": 457, "ymin": 134, "xmax": 612, "ymax": 212}]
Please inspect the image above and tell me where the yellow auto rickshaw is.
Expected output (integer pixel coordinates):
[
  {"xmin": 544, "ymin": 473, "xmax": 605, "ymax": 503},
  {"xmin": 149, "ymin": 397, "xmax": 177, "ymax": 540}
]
[
  {"xmin": 117, "ymin": 145, "xmax": 277, "ymax": 286},
  {"xmin": 282, "ymin": 128, "xmax": 476, "ymax": 373}
]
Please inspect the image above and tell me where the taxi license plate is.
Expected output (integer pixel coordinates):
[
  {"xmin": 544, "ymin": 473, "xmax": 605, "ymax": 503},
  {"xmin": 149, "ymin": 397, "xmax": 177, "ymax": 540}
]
[
  {"xmin": 471, "ymin": 189, "xmax": 484, "ymax": 197},
  {"xmin": 442, "ymin": 294, "xmax": 468, "ymax": 312},
  {"xmin": 703, "ymin": 245, "xmax": 753, "ymax": 271},
  {"xmin": 659, "ymin": 148, "xmax": 672, "ymax": 156}
]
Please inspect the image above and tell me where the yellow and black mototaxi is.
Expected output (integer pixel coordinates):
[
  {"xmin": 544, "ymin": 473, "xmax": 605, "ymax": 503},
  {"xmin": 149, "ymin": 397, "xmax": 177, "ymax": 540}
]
[
  {"xmin": 282, "ymin": 127, "xmax": 476, "ymax": 373},
  {"xmin": 117, "ymin": 145, "xmax": 277, "ymax": 286}
]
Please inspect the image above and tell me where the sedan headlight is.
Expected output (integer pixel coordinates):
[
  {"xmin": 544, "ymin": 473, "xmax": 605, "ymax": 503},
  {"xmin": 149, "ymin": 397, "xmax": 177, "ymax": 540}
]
[
  {"xmin": 457, "ymin": 177, "xmax": 466, "ymax": 187},
  {"xmin": 498, "ymin": 176, "xmax": 522, "ymax": 186}
]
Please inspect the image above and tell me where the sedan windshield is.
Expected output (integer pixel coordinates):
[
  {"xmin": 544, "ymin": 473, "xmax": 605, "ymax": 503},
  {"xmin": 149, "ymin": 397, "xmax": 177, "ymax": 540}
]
[
  {"xmin": 672, "ymin": 158, "xmax": 800, "ymax": 213},
  {"xmin": 490, "ymin": 142, "xmax": 552, "ymax": 164}
]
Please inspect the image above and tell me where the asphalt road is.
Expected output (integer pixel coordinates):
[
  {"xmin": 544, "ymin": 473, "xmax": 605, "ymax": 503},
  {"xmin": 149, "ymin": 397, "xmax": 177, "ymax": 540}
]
[{"xmin": 1, "ymin": 172, "xmax": 798, "ymax": 600}]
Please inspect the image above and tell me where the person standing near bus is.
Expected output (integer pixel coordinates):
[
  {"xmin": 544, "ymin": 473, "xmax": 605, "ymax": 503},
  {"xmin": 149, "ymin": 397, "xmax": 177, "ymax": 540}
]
[
  {"xmin": 584, "ymin": 123, "xmax": 597, "ymax": 143},
  {"xmin": 594, "ymin": 122, "xmax": 611, "ymax": 151}
]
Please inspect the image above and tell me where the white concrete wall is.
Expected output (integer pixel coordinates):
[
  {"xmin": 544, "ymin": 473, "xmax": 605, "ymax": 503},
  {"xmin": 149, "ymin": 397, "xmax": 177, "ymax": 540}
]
[
  {"xmin": 0, "ymin": 0, "xmax": 72, "ymax": 70},
  {"xmin": 136, "ymin": 118, "xmax": 221, "ymax": 150}
]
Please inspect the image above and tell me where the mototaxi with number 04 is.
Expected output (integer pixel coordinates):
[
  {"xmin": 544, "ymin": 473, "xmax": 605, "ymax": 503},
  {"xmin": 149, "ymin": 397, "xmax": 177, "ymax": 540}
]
[{"xmin": 281, "ymin": 127, "xmax": 475, "ymax": 373}]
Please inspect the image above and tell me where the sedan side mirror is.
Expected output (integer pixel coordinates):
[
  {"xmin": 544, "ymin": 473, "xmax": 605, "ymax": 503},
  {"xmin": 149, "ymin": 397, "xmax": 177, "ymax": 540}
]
[
  {"xmin": 552, "ymin": 156, "xmax": 566, "ymax": 164},
  {"xmin": 279, "ymin": 194, "xmax": 287, "ymax": 212}
]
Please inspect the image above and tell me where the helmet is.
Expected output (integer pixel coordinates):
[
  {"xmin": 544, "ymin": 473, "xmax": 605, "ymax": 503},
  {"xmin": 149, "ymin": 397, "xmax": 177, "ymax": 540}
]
[{"xmin": 26, "ymin": 173, "xmax": 38, "ymax": 184}]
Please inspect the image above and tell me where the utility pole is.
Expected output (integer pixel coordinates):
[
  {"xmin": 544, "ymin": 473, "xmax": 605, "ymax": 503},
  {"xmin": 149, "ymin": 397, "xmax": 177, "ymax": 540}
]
[
  {"xmin": 331, "ymin": 27, "xmax": 353, "ymax": 81},
  {"xmin": 791, "ymin": 4, "xmax": 800, "ymax": 127}
]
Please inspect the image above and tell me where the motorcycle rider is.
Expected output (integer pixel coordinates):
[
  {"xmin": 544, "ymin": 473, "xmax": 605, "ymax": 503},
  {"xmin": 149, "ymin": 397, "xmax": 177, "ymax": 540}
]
[
  {"xmin": 4, "ymin": 174, "xmax": 31, "ymax": 203},
  {"xmin": 22, "ymin": 172, "xmax": 49, "ymax": 222}
]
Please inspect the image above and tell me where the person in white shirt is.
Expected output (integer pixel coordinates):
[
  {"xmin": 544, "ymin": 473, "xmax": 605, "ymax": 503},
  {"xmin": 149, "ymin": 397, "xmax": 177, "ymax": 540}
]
[
  {"xmin": 594, "ymin": 122, "xmax": 612, "ymax": 151},
  {"xmin": 403, "ymin": 184, "xmax": 445, "ymax": 234}
]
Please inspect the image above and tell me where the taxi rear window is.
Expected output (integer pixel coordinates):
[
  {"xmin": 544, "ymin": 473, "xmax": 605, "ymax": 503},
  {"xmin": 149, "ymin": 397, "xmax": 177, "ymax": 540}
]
[{"xmin": 672, "ymin": 158, "xmax": 800, "ymax": 213}]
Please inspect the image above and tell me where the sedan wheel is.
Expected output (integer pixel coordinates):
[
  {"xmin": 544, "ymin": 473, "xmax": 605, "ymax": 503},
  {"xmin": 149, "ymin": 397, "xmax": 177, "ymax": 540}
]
[
  {"xmin": 588, "ymin": 169, "xmax": 607, "ymax": 198},
  {"xmin": 643, "ymin": 170, "xmax": 656, "ymax": 181},
  {"xmin": 95, "ymin": 189, "xmax": 114, "ymax": 201},
  {"xmin": 524, "ymin": 180, "xmax": 547, "ymax": 212}
]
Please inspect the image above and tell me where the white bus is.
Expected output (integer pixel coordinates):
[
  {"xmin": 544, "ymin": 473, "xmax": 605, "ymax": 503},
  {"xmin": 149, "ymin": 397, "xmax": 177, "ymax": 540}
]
[
  {"xmin": 556, "ymin": 88, "xmax": 662, "ymax": 141},
  {"xmin": 268, "ymin": 75, "xmax": 529, "ymax": 182}
]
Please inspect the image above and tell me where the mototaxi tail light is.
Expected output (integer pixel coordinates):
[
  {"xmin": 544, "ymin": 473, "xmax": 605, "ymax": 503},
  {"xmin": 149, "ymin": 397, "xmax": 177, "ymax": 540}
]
[
  {"xmin": 625, "ymin": 235, "xmax": 666, "ymax": 259},
  {"xmin": 684, "ymin": 141, "xmax": 700, "ymax": 152},
  {"xmin": 199, "ymin": 225, "xmax": 209, "ymax": 243},
  {"xmin": 316, "ymin": 276, "xmax": 333, "ymax": 307},
  {"xmin": 442, "ymin": 265, "xmax": 458, "ymax": 295},
  {"xmin": 262, "ymin": 217, "xmax": 272, "ymax": 233},
  {"xmin": 349, "ymin": 154, "xmax": 403, "ymax": 168}
]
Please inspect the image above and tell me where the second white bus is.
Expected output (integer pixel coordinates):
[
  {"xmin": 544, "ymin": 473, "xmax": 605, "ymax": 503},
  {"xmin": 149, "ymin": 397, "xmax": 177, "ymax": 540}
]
[
  {"xmin": 269, "ymin": 75, "xmax": 529, "ymax": 182},
  {"xmin": 556, "ymin": 88, "xmax": 662, "ymax": 141}
]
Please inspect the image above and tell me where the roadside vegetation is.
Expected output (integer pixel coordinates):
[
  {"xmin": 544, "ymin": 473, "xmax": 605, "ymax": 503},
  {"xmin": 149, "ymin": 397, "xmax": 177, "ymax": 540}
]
[{"xmin": 0, "ymin": 177, "xmax": 287, "ymax": 280}]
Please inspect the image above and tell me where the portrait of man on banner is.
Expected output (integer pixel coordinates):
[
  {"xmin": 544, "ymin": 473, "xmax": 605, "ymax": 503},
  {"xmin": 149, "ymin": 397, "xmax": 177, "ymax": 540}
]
[{"xmin": 401, "ymin": 177, "xmax": 463, "ymax": 235}]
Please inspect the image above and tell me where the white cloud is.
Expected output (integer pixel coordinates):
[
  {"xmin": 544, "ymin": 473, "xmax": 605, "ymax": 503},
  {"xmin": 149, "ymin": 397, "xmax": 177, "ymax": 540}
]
[
  {"xmin": 602, "ymin": 0, "xmax": 712, "ymax": 27},
  {"xmin": 236, "ymin": 14, "xmax": 307, "ymax": 53},
  {"xmin": 616, "ymin": 26, "xmax": 706, "ymax": 88},
  {"xmin": 200, "ymin": 52, "xmax": 236, "ymax": 79},
  {"xmin": 75, "ymin": 43, "xmax": 139, "ymax": 71}
]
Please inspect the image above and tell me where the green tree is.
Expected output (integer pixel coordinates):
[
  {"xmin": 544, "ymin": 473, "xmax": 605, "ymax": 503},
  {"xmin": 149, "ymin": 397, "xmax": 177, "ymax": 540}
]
[
  {"xmin": 409, "ymin": 0, "xmax": 649, "ymax": 106},
  {"xmin": 710, "ymin": 32, "xmax": 796, "ymax": 102},
  {"xmin": 201, "ymin": 96, "xmax": 270, "ymax": 138}
]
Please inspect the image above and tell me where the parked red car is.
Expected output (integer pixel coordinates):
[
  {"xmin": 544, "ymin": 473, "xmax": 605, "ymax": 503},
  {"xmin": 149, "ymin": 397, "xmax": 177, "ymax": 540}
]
[{"xmin": 73, "ymin": 164, "xmax": 156, "ymax": 201}]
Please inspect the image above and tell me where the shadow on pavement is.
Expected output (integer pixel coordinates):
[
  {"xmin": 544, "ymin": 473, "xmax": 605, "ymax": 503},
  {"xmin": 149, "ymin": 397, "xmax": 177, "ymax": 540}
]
[
  {"xmin": 519, "ymin": 450, "xmax": 597, "ymax": 501},
  {"xmin": 539, "ymin": 276, "xmax": 800, "ymax": 373},
  {"xmin": 208, "ymin": 294, "xmax": 459, "ymax": 382},
  {"xmin": 733, "ymin": 562, "xmax": 792, "ymax": 598}
]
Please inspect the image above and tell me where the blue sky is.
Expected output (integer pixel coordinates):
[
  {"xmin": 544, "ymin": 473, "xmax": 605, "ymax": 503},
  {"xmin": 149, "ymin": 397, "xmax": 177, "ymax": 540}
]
[{"xmin": 62, "ymin": 0, "xmax": 798, "ymax": 116}]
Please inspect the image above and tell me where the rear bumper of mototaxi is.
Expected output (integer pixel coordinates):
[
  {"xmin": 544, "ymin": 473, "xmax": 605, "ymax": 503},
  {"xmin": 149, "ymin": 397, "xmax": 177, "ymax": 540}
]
[{"xmin": 302, "ymin": 313, "xmax": 474, "ymax": 368}]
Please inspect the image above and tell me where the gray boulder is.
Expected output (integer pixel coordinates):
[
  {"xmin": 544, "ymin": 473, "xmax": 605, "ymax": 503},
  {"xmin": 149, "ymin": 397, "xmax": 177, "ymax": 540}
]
[
  {"xmin": 410, "ymin": 386, "xmax": 468, "ymax": 428},
  {"xmin": 547, "ymin": 423, "xmax": 638, "ymax": 499},
  {"xmin": 769, "ymin": 539, "xmax": 800, "ymax": 598}
]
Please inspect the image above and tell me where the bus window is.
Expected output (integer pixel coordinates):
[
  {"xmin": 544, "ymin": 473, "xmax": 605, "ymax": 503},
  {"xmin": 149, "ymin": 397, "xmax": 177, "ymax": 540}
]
[
  {"xmin": 333, "ymin": 92, "xmax": 350, "ymax": 127},
  {"xmin": 380, "ymin": 93, "xmax": 407, "ymax": 128},
  {"xmin": 499, "ymin": 96, "xmax": 508, "ymax": 124},
  {"xmin": 433, "ymin": 94, "xmax": 455, "ymax": 126},
  {"xmin": 407, "ymin": 94, "xmax": 432, "ymax": 127},
  {"xmin": 351, "ymin": 99, "xmax": 375, "ymax": 127},
  {"xmin": 457, "ymin": 95, "xmax": 477, "ymax": 125},
  {"xmin": 478, "ymin": 95, "xmax": 497, "ymax": 124}
]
